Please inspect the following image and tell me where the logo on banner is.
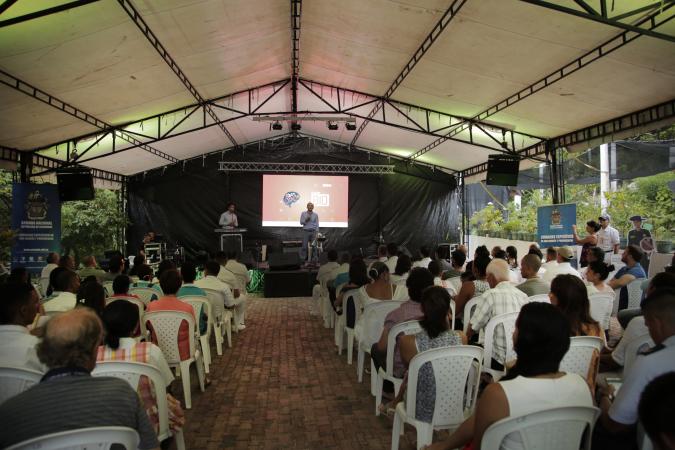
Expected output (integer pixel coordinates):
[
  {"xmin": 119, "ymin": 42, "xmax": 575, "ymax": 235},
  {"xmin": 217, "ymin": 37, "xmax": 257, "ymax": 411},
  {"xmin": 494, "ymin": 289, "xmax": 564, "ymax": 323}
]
[
  {"xmin": 25, "ymin": 190, "xmax": 49, "ymax": 220},
  {"xmin": 310, "ymin": 191, "xmax": 330, "ymax": 207},
  {"xmin": 537, "ymin": 203, "xmax": 576, "ymax": 248}
]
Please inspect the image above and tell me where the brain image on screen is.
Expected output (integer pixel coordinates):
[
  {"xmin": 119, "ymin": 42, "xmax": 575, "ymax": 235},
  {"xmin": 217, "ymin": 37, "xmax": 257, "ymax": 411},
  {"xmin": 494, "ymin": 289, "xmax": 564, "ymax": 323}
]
[{"xmin": 282, "ymin": 191, "xmax": 301, "ymax": 207}]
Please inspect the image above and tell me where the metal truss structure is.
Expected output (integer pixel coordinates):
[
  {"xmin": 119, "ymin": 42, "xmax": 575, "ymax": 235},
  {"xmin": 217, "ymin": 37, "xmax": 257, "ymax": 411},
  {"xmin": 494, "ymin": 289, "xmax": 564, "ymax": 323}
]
[
  {"xmin": 217, "ymin": 161, "xmax": 394, "ymax": 174},
  {"xmin": 408, "ymin": 3, "xmax": 675, "ymax": 161},
  {"xmin": 350, "ymin": 0, "xmax": 467, "ymax": 145},
  {"xmin": 521, "ymin": 0, "xmax": 675, "ymax": 43},
  {"xmin": 0, "ymin": 0, "xmax": 101, "ymax": 28},
  {"xmin": 117, "ymin": 0, "xmax": 238, "ymax": 146},
  {"xmin": 291, "ymin": 0, "xmax": 302, "ymax": 116}
]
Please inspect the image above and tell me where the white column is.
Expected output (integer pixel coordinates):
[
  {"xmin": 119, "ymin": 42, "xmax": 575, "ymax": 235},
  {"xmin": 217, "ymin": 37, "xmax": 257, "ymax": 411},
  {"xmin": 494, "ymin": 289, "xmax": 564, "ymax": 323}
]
[{"xmin": 600, "ymin": 143, "xmax": 609, "ymax": 211}]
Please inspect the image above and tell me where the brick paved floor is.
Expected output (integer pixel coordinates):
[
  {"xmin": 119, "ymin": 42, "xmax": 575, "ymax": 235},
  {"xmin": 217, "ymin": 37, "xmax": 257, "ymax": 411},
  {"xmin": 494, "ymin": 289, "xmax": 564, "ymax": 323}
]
[{"xmin": 177, "ymin": 296, "xmax": 418, "ymax": 450}]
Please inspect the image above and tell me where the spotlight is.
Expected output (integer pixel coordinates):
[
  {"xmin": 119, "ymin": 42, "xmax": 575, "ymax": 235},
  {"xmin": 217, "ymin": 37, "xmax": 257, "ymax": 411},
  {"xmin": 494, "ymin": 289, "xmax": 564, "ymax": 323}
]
[
  {"xmin": 272, "ymin": 121, "xmax": 282, "ymax": 130},
  {"xmin": 345, "ymin": 122, "xmax": 356, "ymax": 131},
  {"xmin": 291, "ymin": 123, "xmax": 302, "ymax": 131},
  {"xmin": 327, "ymin": 121, "xmax": 338, "ymax": 130}
]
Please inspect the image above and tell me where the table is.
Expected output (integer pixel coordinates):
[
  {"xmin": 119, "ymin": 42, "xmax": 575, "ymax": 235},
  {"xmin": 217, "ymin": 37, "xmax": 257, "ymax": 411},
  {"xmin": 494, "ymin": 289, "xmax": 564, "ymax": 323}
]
[{"xmin": 214, "ymin": 228, "xmax": 247, "ymax": 253}]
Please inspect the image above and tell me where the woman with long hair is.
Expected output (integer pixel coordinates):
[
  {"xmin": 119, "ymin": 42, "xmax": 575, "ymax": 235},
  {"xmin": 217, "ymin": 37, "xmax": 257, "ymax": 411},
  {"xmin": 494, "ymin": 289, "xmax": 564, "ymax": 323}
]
[
  {"xmin": 573, "ymin": 220, "xmax": 601, "ymax": 267},
  {"xmin": 425, "ymin": 302, "xmax": 593, "ymax": 450},
  {"xmin": 334, "ymin": 258, "xmax": 369, "ymax": 310},
  {"xmin": 586, "ymin": 260, "xmax": 616, "ymax": 294},
  {"xmin": 452, "ymin": 254, "xmax": 491, "ymax": 316}
]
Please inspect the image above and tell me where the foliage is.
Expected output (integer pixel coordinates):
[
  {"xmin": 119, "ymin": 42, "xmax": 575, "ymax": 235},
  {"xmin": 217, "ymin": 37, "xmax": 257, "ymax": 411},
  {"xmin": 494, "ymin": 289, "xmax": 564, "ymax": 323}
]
[
  {"xmin": 0, "ymin": 171, "xmax": 16, "ymax": 261},
  {"xmin": 468, "ymin": 203, "xmax": 503, "ymax": 234},
  {"xmin": 61, "ymin": 189, "xmax": 126, "ymax": 263}
]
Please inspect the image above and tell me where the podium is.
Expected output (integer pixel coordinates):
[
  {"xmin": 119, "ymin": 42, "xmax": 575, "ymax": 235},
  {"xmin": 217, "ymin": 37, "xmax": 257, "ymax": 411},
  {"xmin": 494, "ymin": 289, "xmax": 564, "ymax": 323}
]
[{"xmin": 214, "ymin": 228, "xmax": 247, "ymax": 252}]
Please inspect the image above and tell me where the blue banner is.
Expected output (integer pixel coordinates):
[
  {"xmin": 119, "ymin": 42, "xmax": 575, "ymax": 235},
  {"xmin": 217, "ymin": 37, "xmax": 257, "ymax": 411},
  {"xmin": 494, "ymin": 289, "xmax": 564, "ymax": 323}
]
[
  {"xmin": 11, "ymin": 183, "xmax": 61, "ymax": 275},
  {"xmin": 537, "ymin": 203, "xmax": 576, "ymax": 248}
]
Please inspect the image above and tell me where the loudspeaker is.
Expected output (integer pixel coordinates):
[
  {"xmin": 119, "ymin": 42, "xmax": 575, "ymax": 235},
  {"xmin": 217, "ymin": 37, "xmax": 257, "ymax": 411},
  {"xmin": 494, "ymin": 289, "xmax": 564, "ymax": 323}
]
[
  {"xmin": 268, "ymin": 253, "xmax": 302, "ymax": 271},
  {"xmin": 486, "ymin": 155, "xmax": 520, "ymax": 186},
  {"xmin": 56, "ymin": 168, "xmax": 94, "ymax": 201}
]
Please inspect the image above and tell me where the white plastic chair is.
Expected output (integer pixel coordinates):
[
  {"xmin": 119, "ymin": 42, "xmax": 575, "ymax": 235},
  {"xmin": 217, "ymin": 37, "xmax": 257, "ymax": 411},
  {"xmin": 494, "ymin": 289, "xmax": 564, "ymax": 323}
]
[
  {"xmin": 482, "ymin": 311, "xmax": 520, "ymax": 381},
  {"xmin": 462, "ymin": 296, "xmax": 481, "ymax": 334},
  {"xmin": 180, "ymin": 295, "xmax": 213, "ymax": 374},
  {"xmin": 355, "ymin": 300, "xmax": 403, "ymax": 384},
  {"xmin": 449, "ymin": 299, "xmax": 456, "ymax": 331},
  {"xmin": 375, "ymin": 320, "xmax": 423, "ymax": 416},
  {"xmin": 144, "ymin": 310, "xmax": 205, "ymax": 409},
  {"xmin": 560, "ymin": 336, "xmax": 603, "ymax": 380},
  {"xmin": 106, "ymin": 296, "xmax": 148, "ymax": 339},
  {"xmin": 333, "ymin": 282, "xmax": 347, "ymax": 350},
  {"xmin": 129, "ymin": 286, "xmax": 161, "ymax": 305},
  {"xmin": 93, "ymin": 361, "xmax": 185, "ymax": 450},
  {"xmin": 392, "ymin": 279, "xmax": 409, "ymax": 301},
  {"xmin": 480, "ymin": 405, "xmax": 600, "ymax": 450},
  {"xmin": 102, "ymin": 281, "xmax": 114, "ymax": 297},
  {"xmin": 626, "ymin": 279, "xmax": 645, "ymax": 310},
  {"xmin": 201, "ymin": 288, "xmax": 233, "ymax": 353},
  {"xmin": 339, "ymin": 289, "xmax": 361, "ymax": 363},
  {"xmin": 6, "ymin": 426, "xmax": 140, "ymax": 450},
  {"xmin": 589, "ymin": 292, "xmax": 614, "ymax": 330},
  {"xmin": 391, "ymin": 345, "xmax": 484, "ymax": 450},
  {"xmin": 0, "ymin": 366, "xmax": 43, "ymax": 404},
  {"xmin": 527, "ymin": 294, "xmax": 550, "ymax": 303},
  {"xmin": 623, "ymin": 333, "xmax": 654, "ymax": 375}
]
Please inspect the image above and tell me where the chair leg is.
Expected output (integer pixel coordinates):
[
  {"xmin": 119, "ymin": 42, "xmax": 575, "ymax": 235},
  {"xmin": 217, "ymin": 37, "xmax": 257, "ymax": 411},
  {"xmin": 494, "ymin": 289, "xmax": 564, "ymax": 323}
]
[
  {"xmin": 370, "ymin": 359, "xmax": 378, "ymax": 397},
  {"xmin": 347, "ymin": 330, "xmax": 354, "ymax": 365},
  {"xmin": 225, "ymin": 320, "xmax": 232, "ymax": 348},
  {"xmin": 179, "ymin": 361, "xmax": 192, "ymax": 409},
  {"xmin": 391, "ymin": 409, "xmax": 403, "ymax": 450},
  {"xmin": 357, "ymin": 348, "xmax": 364, "ymax": 382},
  {"xmin": 375, "ymin": 372, "xmax": 383, "ymax": 416},
  {"xmin": 214, "ymin": 323, "xmax": 223, "ymax": 356},
  {"xmin": 200, "ymin": 335, "xmax": 211, "ymax": 374},
  {"xmin": 195, "ymin": 355, "xmax": 206, "ymax": 392},
  {"xmin": 416, "ymin": 423, "xmax": 433, "ymax": 450},
  {"xmin": 173, "ymin": 430, "xmax": 186, "ymax": 450}
]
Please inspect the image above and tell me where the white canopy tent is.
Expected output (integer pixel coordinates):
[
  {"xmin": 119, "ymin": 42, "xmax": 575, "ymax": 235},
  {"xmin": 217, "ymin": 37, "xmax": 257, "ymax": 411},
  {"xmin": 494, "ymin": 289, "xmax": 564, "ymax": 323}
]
[{"xmin": 0, "ymin": 0, "xmax": 673, "ymax": 184}]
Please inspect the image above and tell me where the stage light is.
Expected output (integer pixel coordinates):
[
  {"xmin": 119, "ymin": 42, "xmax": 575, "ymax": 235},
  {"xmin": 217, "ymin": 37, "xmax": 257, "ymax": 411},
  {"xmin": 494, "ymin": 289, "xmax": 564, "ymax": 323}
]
[
  {"xmin": 327, "ymin": 121, "xmax": 338, "ymax": 130},
  {"xmin": 272, "ymin": 121, "xmax": 282, "ymax": 130},
  {"xmin": 291, "ymin": 122, "xmax": 302, "ymax": 131},
  {"xmin": 345, "ymin": 122, "xmax": 356, "ymax": 131}
]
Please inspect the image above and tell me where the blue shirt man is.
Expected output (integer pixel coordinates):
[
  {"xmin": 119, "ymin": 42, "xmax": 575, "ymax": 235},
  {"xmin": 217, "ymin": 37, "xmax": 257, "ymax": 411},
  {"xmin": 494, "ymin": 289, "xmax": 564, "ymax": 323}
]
[
  {"xmin": 300, "ymin": 202, "xmax": 319, "ymax": 261},
  {"xmin": 609, "ymin": 245, "xmax": 647, "ymax": 310}
]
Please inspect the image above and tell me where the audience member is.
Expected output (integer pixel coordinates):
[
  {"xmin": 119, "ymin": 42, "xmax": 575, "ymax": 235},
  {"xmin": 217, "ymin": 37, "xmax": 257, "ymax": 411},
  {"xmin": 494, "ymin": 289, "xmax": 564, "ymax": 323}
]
[
  {"xmin": 214, "ymin": 251, "xmax": 240, "ymax": 296},
  {"xmin": 58, "ymin": 254, "xmax": 75, "ymax": 271},
  {"xmin": 153, "ymin": 259, "xmax": 176, "ymax": 283},
  {"xmin": 384, "ymin": 243, "xmax": 399, "ymax": 274},
  {"xmin": 177, "ymin": 261, "xmax": 206, "ymax": 298},
  {"xmin": 45, "ymin": 266, "xmax": 67, "ymax": 298},
  {"xmin": 40, "ymin": 252, "xmax": 59, "ymax": 294},
  {"xmin": 195, "ymin": 260, "xmax": 244, "ymax": 330},
  {"xmin": 597, "ymin": 213, "xmax": 621, "ymax": 257},
  {"xmin": 506, "ymin": 245, "xmax": 518, "ymax": 270},
  {"xmin": 76, "ymin": 279, "xmax": 106, "ymax": 317},
  {"xmin": 573, "ymin": 220, "xmax": 601, "ymax": 267},
  {"xmin": 542, "ymin": 246, "xmax": 581, "ymax": 282},
  {"xmin": 128, "ymin": 251, "xmax": 147, "ymax": 278},
  {"xmin": 225, "ymin": 250, "xmax": 250, "ymax": 294},
  {"xmin": 360, "ymin": 261, "xmax": 394, "ymax": 308},
  {"xmin": 77, "ymin": 255, "xmax": 106, "ymax": 282},
  {"xmin": 0, "ymin": 308, "xmax": 159, "ymax": 449},
  {"xmin": 0, "ymin": 282, "xmax": 42, "ymax": 371},
  {"xmin": 7, "ymin": 267, "xmax": 31, "ymax": 285},
  {"xmin": 110, "ymin": 274, "xmax": 139, "ymax": 299},
  {"xmin": 390, "ymin": 254, "xmax": 412, "ymax": 285},
  {"xmin": 493, "ymin": 249, "xmax": 507, "ymax": 261},
  {"xmin": 435, "ymin": 246, "xmax": 452, "ymax": 272},
  {"xmin": 427, "ymin": 302, "xmax": 592, "ymax": 450},
  {"xmin": 609, "ymin": 245, "xmax": 647, "ymax": 310},
  {"xmin": 131, "ymin": 264, "xmax": 162, "ymax": 299},
  {"xmin": 383, "ymin": 286, "xmax": 466, "ymax": 417},
  {"xmin": 332, "ymin": 253, "xmax": 353, "ymax": 289},
  {"xmin": 44, "ymin": 269, "xmax": 80, "ymax": 313},
  {"xmin": 527, "ymin": 244, "xmax": 543, "ymax": 260},
  {"xmin": 374, "ymin": 245, "xmax": 388, "ymax": 264},
  {"xmin": 428, "ymin": 260, "xmax": 448, "ymax": 288},
  {"xmin": 468, "ymin": 259, "xmax": 528, "ymax": 368},
  {"xmin": 618, "ymin": 271, "xmax": 675, "ymax": 329},
  {"xmin": 442, "ymin": 250, "xmax": 466, "ymax": 280},
  {"xmin": 491, "ymin": 245, "xmax": 503, "ymax": 258},
  {"xmin": 638, "ymin": 372, "xmax": 675, "ymax": 450},
  {"xmin": 334, "ymin": 259, "xmax": 369, "ymax": 309},
  {"xmin": 316, "ymin": 249, "xmax": 339, "ymax": 285},
  {"xmin": 585, "ymin": 260, "xmax": 615, "ymax": 294},
  {"xmin": 593, "ymin": 289, "xmax": 675, "ymax": 450},
  {"xmin": 412, "ymin": 246, "xmax": 432, "ymax": 269},
  {"xmin": 146, "ymin": 269, "xmax": 196, "ymax": 360},
  {"xmin": 516, "ymin": 254, "xmax": 549, "ymax": 296},
  {"xmin": 102, "ymin": 254, "xmax": 125, "ymax": 282},
  {"xmin": 581, "ymin": 246, "xmax": 606, "ymax": 279},
  {"xmin": 371, "ymin": 268, "xmax": 434, "ymax": 380},
  {"xmin": 98, "ymin": 300, "xmax": 184, "ymax": 434},
  {"xmin": 453, "ymin": 254, "xmax": 491, "ymax": 317},
  {"xmin": 541, "ymin": 247, "xmax": 558, "ymax": 272}
]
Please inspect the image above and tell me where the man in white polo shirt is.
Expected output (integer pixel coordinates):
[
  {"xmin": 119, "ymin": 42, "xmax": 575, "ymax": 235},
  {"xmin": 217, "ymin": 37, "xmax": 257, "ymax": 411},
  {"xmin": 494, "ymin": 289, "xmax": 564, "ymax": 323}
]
[
  {"xmin": 542, "ymin": 246, "xmax": 582, "ymax": 283},
  {"xmin": 597, "ymin": 213, "xmax": 620, "ymax": 260}
]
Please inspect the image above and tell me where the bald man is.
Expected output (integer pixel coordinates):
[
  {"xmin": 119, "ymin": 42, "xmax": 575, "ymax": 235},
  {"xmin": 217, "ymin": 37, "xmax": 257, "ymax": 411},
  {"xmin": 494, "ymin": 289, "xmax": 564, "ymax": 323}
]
[{"xmin": 0, "ymin": 309, "xmax": 159, "ymax": 449}]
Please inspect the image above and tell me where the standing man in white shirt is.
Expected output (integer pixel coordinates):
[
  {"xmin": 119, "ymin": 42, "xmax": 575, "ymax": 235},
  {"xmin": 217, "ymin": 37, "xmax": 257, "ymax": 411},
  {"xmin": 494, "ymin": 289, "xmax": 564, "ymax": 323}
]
[
  {"xmin": 0, "ymin": 282, "xmax": 43, "ymax": 372},
  {"xmin": 542, "ymin": 246, "xmax": 582, "ymax": 283},
  {"xmin": 219, "ymin": 202, "xmax": 238, "ymax": 228},
  {"xmin": 300, "ymin": 202, "xmax": 319, "ymax": 261},
  {"xmin": 597, "ymin": 213, "xmax": 620, "ymax": 261},
  {"xmin": 39, "ymin": 252, "xmax": 59, "ymax": 295}
]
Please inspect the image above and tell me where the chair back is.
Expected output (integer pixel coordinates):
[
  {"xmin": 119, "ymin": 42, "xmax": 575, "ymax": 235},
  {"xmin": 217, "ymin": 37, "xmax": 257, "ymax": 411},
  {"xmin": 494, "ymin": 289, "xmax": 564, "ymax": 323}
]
[
  {"xmin": 560, "ymin": 336, "xmax": 603, "ymax": 379},
  {"xmin": 144, "ymin": 311, "xmax": 196, "ymax": 364},
  {"xmin": 129, "ymin": 287, "xmax": 160, "ymax": 305},
  {"xmin": 0, "ymin": 366, "xmax": 43, "ymax": 404},
  {"xmin": 6, "ymin": 426, "xmax": 139, "ymax": 450},
  {"xmin": 405, "ymin": 345, "xmax": 483, "ymax": 427},
  {"xmin": 201, "ymin": 288, "xmax": 226, "ymax": 320},
  {"xmin": 624, "ymin": 333, "xmax": 654, "ymax": 374},
  {"xmin": 358, "ymin": 300, "xmax": 404, "ymax": 348},
  {"xmin": 385, "ymin": 320, "xmax": 423, "ymax": 375},
  {"xmin": 527, "ymin": 294, "xmax": 550, "ymax": 303},
  {"xmin": 180, "ymin": 295, "xmax": 213, "ymax": 337},
  {"xmin": 589, "ymin": 293, "xmax": 613, "ymax": 330},
  {"xmin": 626, "ymin": 279, "xmax": 645, "ymax": 310},
  {"xmin": 392, "ymin": 279, "xmax": 408, "ymax": 301},
  {"xmin": 92, "ymin": 361, "xmax": 170, "ymax": 440},
  {"xmin": 344, "ymin": 289, "xmax": 361, "ymax": 330},
  {"xmin": 480, "ymin": 405, "xmax": 599, "ymax": 450},
  {"xmin": 105, "ymin": 296, "xmax": 147, "ymax": 337},
  {"xmin": 483, "ymin": 311, "xmax": 520, "ymax": 378},
  {"xmin": 102, "ymin": 281, "xmax": 114, "ymax": 297},
  {"xmin": 463, "ymin": 296, "xmax": 481, "ymax": 333}
]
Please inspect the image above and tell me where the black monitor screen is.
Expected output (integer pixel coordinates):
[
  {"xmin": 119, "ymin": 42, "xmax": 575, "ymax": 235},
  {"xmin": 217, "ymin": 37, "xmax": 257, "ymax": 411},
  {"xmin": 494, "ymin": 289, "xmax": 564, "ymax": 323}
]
[
  {"xmin": 57, "ymin": 170, "xmax": 95, "ymax": 201},
  {"xmin": 486, "ymin": 156, "xmax": 520, "ymax": 186}
]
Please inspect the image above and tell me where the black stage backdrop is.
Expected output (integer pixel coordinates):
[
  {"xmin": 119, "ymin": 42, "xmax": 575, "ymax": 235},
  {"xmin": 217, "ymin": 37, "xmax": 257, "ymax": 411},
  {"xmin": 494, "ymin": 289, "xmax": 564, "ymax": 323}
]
[{"xmin": 127, "ymin": 136, "xmax": 460, "ymax": 259}]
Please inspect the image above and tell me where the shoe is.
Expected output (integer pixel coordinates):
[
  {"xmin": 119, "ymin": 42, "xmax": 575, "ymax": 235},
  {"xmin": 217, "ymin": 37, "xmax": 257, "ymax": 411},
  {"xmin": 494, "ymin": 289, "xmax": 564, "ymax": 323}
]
[{"xmin": 237, "ymin": 324, "xmax": 246, "ymax": 331}]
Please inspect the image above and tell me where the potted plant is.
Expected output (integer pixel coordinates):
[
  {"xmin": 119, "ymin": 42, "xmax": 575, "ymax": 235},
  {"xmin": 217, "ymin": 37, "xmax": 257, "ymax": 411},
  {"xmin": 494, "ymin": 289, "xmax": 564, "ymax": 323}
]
[{"xmin": 654, "ymin": 226, "xmax": 673, "ymax": 253}]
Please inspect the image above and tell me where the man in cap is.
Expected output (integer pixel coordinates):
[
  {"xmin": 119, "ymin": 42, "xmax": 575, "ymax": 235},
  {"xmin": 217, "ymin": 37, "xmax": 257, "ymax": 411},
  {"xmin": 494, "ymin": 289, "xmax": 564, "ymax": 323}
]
[
  {"xmin": 597, "ymin": 213, "xmax": 620, "ymax": 260},
  {"xmin": 542, "ymin": 246, "xmax": 582, "ymax": 283}
]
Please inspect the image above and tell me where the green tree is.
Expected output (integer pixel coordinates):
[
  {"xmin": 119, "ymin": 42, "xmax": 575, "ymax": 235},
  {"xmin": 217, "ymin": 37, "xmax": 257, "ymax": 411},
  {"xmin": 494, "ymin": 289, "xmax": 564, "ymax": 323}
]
[{"xmin": 0, "ymin": 170, "xmax": 16, "ymax": 262}]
